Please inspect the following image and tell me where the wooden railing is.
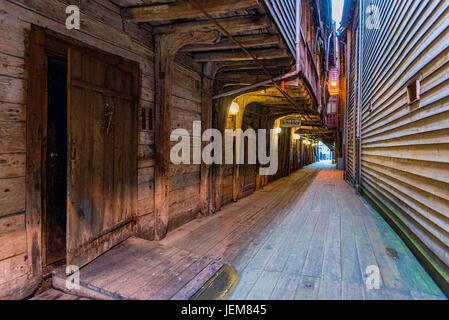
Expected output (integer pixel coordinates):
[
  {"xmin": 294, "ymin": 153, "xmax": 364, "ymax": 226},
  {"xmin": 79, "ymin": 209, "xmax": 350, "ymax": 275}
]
[{"xmin": 326, "ymin": 113, "xmax": 337, "ymax": 129}]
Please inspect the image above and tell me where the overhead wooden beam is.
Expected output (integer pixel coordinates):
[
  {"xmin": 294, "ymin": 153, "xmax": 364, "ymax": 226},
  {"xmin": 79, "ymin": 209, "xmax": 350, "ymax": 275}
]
[
  {"xmin": 122, "ymin": 0, "xmax": 259, "ymax": 22},
  {"xmin": 246, "ymin": 94, "xmax": 312, "ymax": 106},
  {"xmin": 154, "ymin": 15, "xmax": 269, "ymax": 34},
  {"xmin": 193, "ymin": 48, "xmax": 290, "ymax": 62},
  {"xmin": 217, "ymin": 73, "xmax": 272, "ymax": 84},
  {"xmin": 296, "ymin": 127, "xmax": 334, "ymax": 132},
  {"xmin": 216, "ymin": 58, "xmax": 294, "ymax": 70},
  {"xmin": 241, "ymin": 94, "xmax": 310, "ymax": 104},
  {"xmin": 182, "ymin": 34, "xmax": 280, "ymax": 52}
]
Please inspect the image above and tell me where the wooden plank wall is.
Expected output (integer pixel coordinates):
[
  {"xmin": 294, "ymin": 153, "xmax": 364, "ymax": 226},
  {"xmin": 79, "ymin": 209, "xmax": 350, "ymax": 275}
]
[
  {"xmin": 0, "ymin": 0, "xmax": 160, "ymax": 298},
  {"xmin": 357, "ymin": 0, "xmax": 449, "ymax": 286},
  {"xmin": 168, "ymin": 58, "xmax": 203, "ymax": 232}
]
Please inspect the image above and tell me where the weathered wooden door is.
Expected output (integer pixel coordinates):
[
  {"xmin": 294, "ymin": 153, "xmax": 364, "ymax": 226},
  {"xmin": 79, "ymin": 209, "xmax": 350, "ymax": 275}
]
[{"xmin": 67, "ymin": 46, "xmax": 139, "ymax": 268}]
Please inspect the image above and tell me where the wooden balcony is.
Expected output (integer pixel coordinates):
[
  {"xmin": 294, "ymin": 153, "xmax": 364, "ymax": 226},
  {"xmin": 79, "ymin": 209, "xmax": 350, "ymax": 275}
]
[{"xmin": 326, "ymin": 113, "xmax": 338, "ymax": 129}]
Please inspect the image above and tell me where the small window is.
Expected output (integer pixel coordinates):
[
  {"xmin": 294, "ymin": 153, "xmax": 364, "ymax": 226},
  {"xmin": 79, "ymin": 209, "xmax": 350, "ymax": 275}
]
[
  {"xmin": 148, "ymin": 108, "xmax": 154, "ymax": 131},
  {"xmin": 141, "ymin": 108, "xmax": 154, "ymax": 131},
  {"xmin": 141, "ymin": 108, "xmax": 146, "ymax": 131},
  {"xmin": 407, "ymin": 79, "xmax": 421, "ymax": 104}
]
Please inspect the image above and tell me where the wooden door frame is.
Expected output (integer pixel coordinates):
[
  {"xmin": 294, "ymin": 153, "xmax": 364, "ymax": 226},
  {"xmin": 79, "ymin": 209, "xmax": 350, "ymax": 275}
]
[{"xmin": 26, "ymin": 25, "xmax": 140, "ymax": 278}]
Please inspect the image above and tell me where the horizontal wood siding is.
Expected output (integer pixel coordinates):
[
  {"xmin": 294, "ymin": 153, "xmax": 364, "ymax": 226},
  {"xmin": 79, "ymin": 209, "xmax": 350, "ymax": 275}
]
[
  {"xmin": 358, "ymin": 0, "xmax": 449, "ymax": 285},
  {"xmin": 345, "ymin": 23, "xmax": 357, "ymax": 186}
]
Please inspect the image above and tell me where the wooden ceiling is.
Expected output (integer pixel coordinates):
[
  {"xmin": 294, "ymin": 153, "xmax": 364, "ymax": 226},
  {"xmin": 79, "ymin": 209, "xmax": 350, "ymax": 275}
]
[
  {"xmin": 110, "ymin": 0, "xmax": 332, "ymax": 138},
  {"xmin": 110, "ymin": 0, "xmax": 293, "ymax": 69}
]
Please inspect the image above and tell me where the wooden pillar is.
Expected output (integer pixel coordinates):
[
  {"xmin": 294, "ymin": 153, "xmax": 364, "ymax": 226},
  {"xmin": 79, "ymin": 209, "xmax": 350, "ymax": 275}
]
[
  {"xmin": 293, "ymin": 139, "xmax": 299, "ymax": 171},
  {"xmin": 212, "ymin": 95, "xmax": 234, "ymax": 212},
  {"xmin": 154, "ymin": 31, "xmax": 220, "ymax": 240},
  {"xmin": 287, "ymin": 128, "xmax": 293, "ymax": 175},
  {"xmin": 232, "ymin": 97, "xmax": 245, "ymax": 202},
  {"xmin": 26, "ymin": 26, "xmax": 46, "ymax": 282},
  {"xmin": 255, "ymin": 111, "xmax": 268, "ymax": 190}
]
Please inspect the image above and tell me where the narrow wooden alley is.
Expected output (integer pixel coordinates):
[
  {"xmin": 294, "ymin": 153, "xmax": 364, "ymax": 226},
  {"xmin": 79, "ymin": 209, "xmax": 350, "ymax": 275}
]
[
  {"xmin": 165, "ymin": 162, "xmax": 445, "ymax": 300},
  {"xmin": 34, "ymin": 162, "xmax": 445, "ymax": 300},
  {"xmin": 0, "ymin": 0, "xmax": 448, "ymax": 302}
]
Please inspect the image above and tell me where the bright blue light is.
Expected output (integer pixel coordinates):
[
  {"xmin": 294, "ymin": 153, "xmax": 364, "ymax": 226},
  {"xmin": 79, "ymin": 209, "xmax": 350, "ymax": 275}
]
[{"xmin": 332, "ymin": 0, "xmax": 345, "ymax": 28}]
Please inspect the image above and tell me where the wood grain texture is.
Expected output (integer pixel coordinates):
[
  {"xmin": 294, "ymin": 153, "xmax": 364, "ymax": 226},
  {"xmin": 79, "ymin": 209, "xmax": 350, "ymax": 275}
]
[
  {"xmin": 50, "ymin": 237, "xmax": 223, "ymax": 300},
  {"xmin": 0, "ymin": 0, "xmax": 158, "ymax": 299},
  {"xmin": 153, "ymin": 30, "xmax": 220, "ymax": 240},
  {"xmin": 67, "ymin": 45, "xmax": 139, "ymax": 268},
  {"xmin": 121, "ymin": 0, "xmax": 259, "ymax": 22},
  {"xmin": 162, "ymin": 163, "xmax": 445, "ymax": 300},
  {"xmin": 32, "ymin": 163, "xmax": 446, "ymax": 300}
]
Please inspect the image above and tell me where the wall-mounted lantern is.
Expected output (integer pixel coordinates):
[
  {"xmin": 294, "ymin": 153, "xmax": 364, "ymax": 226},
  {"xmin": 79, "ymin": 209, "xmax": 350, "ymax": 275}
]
[
  {"xmin": 229, "ymin": 101, "xmax": 239, "ymax": 115},
  {"xmin": 274, "ymin": 127, "xmax": 282, "ymax": 134}
]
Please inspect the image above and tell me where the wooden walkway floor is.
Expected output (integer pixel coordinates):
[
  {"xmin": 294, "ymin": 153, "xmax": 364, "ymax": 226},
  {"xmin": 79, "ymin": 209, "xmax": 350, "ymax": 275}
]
[
  {"xmin": 36, "ymin": 162, "xmax": 445, "ymax": 300},
  {"xmin": 31, "ymin": 289, "xmax": 89, "ymax": 300},
  {"xmin": 161, "ymin": 162, "xmax": 446, "ymax": 300},
  {"xmin": 50, "ymin": 237, "xmax": 223, "ymax": 300}
]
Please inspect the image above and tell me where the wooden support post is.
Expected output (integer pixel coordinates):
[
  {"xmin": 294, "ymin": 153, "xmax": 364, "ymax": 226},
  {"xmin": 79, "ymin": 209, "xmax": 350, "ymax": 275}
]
[
  {"xmin": 293, "ymin": 139, "xmax": 299, "ymax": 171},
  {"xmin": 154, "ymin": 31, "xmax": 220, "ymax": 240},
  {"xmin": 255, "ymin": 111, "xmax": 268, "ymax": 191},
  {"xmin": 231, "ymin": 97, "xmax": 245, "ymax": 202},
  {"xmin": 232, "ymin": 165, "xmax": 240, "ymax": 202},
  {"xmin": 26, "ymin": 25, "xmax": 46, "ymax": 284},
  {"xmin": 212, "ymin": 96, "xmax": 235, "ymax": 212}
]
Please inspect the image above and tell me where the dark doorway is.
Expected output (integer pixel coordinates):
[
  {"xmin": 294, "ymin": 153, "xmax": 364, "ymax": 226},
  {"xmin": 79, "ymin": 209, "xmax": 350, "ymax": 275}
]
[{"xmin": 44, "ymin": 57, "xmax": 68, "ymax": 266}]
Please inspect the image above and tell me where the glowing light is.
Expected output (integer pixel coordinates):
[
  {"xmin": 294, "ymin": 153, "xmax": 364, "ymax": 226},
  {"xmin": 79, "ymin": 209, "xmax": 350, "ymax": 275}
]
[
  {"xmin": 331, "ymin": 81, "xmax": 337, "ymax": 87},
  {"xmin": 274, "ymin": 127, "xmax": 282, "ymax": 134},
  {"xmin": 293, "ymin": 134, "xmax": 300, "ymax": 140},
  {"xmin": 229, "ymin": 102, "xmax": 239, "ymax": 115}
]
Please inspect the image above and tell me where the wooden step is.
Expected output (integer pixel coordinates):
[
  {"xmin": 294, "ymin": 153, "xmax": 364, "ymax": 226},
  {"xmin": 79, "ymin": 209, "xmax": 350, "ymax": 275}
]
[{"xmin": 51, "ymin": 237, "xmax": 225, "ymax": 300}]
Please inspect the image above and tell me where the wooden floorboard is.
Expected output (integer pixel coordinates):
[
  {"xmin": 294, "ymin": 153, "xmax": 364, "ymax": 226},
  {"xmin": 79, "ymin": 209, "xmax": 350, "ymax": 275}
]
[
  {"xmin": 38, "ymin": 161, "xmax": 445, "ymax": 300},
  {"xmin": 223, "ymin": 162, "xmax": 445, "ymax": 300},
  {"xmin": 31, "ymin": 289, "xmax": 89, "ymax": 300},
  {"xmin": 50, "ymin": 238, "xmax": 223, "ymax": 300}
]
